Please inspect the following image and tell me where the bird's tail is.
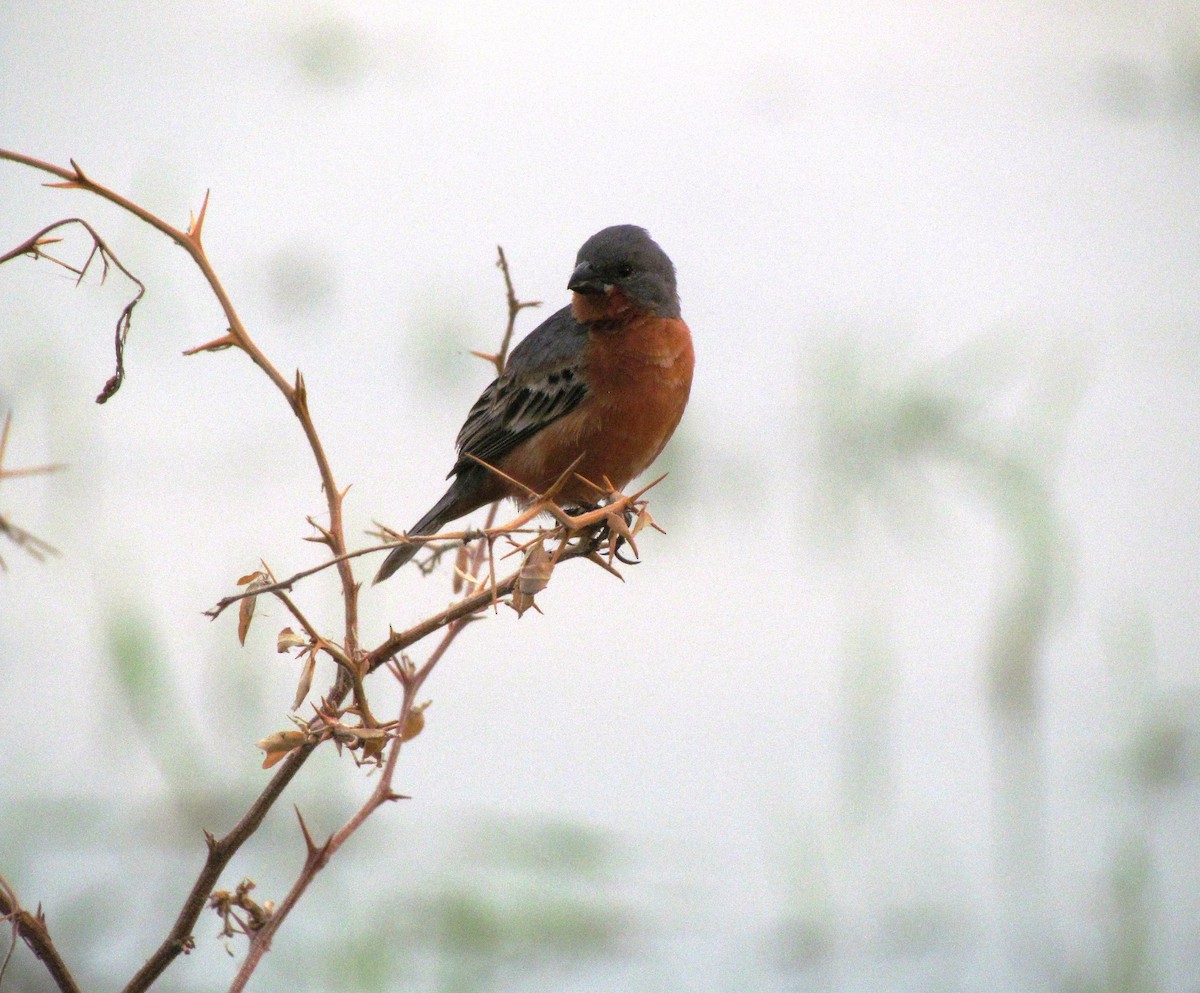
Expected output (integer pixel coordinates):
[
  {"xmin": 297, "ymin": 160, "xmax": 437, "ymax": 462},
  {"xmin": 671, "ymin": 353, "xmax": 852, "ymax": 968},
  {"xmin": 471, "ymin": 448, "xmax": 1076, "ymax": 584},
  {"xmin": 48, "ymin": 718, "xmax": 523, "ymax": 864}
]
[{"xmin": 372, "ymin": 485, "xmax": 462, "ymax": 584}]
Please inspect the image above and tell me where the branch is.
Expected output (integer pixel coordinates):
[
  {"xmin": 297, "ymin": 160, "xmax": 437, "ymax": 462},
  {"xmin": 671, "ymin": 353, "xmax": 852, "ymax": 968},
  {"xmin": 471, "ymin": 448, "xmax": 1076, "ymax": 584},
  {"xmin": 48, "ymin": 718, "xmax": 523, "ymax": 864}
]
[
  {"xmin": 226, "ymin": 639, "xmax": 447, "ymax": 992},
  {"xmin": 119, "ymin": 720, "xmax": 336, "ymax": 993},
  {"xmin": 0, "ymin": 217, "xmax": 145, "ymax": 403},
  {"xmin": 0, "ymin": 875, "xmax": 82, "ymax": 993},
  {"xmin": 228, "ymin": 553, "xmax": 483, "ymax": 988},
  {"xmin": 469, "ymin": 246, "xmax": 541, "ymax": 375},
  {"xmin": 0, "ymin": 148, "xmax": 359, "ymax": 649}
]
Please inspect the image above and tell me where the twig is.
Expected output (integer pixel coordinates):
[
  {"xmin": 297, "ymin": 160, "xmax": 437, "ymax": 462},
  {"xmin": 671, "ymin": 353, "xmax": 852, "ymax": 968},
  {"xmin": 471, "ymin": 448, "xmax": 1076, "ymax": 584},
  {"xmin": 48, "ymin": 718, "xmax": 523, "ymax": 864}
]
[
  {"xmin": 0, "ymin": 148, "xmax": 359, "ymax": 648},
  {"xmin": 0, "ymin": 217, "xmax": 146, "ymax": 403},
  {"xmin": 227, "ymin": 620, "xmax": 465, "ymax": 992},
  {"xmin": 470, "ymin": 245, "xmax": 541, "ymax": 375},
  {"xmin": 0, "ymin": 875, "xmax": 82, "ymax": 993},
  {"xmin": 119, "ymin": 720, "xmax": 340, "ymax": 993}
]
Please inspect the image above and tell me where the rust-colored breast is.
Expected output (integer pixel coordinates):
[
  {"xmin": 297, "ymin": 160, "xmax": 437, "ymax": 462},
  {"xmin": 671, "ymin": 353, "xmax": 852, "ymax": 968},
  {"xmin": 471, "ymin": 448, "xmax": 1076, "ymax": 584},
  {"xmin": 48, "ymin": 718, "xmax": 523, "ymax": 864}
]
[{"xmin": 497, "ymin": 314, "xmax": 694, "ymax": 502}]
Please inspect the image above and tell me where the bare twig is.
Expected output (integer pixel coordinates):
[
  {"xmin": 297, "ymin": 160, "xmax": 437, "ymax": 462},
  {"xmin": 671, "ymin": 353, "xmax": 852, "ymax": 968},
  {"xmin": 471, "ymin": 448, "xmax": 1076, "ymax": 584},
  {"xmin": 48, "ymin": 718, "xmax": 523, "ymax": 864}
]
[
  {"xmin": 469, "ymin": 245, "xmax": 541, "ymax": 375},
  {"xmin": 0, "ymin": 148, "xmax": 359, "ymax": 648},
  {"xmin": 0, "ymin": 217, "xmax": 146, "ymax": 403},
  {"xmin": 0, "ymin": 875, "xmax": 82, "ymax": 993}
]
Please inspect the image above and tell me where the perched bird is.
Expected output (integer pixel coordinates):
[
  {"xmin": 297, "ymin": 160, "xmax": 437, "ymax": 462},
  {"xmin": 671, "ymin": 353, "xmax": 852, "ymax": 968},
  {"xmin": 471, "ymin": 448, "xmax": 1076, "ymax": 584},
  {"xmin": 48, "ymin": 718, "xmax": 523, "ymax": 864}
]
[{"xmin": 374, "ymin": 224, "xmax": 694, "ymax": 584}]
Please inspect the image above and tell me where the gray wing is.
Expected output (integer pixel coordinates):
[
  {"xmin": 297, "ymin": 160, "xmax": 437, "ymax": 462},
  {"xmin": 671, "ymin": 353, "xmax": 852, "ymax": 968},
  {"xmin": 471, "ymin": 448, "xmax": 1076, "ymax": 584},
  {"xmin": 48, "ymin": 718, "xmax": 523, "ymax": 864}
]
[{"xmin": 449, "ymin": 306, "xmax": 590, "ymax": 477}]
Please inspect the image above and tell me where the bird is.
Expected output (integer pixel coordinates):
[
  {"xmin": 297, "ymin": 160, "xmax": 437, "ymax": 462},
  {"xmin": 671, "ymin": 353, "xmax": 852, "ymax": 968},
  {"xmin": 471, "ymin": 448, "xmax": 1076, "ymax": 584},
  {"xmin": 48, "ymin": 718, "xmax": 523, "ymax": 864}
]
[{"xmin": 373, "ymin": 224, "xmax": 694, "ymax": 584}]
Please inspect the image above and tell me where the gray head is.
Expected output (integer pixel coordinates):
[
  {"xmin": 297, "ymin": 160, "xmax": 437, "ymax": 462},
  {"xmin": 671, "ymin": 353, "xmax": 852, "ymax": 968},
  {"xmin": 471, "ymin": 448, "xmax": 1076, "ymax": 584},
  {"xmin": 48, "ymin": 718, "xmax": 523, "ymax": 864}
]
[{"xmin": 567, "ymin": 225, "xmax": 680, "ymax": 319}]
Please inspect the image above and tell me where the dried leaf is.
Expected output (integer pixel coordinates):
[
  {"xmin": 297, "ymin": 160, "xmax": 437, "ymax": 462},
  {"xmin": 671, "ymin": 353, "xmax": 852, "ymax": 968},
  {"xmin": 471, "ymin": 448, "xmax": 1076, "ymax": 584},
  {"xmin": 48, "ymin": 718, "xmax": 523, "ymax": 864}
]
[
  {"xmin": 518, "ymin": 539, "xmax": 554, "ymax": 596},
  {"xmin": 236, "ymin": 571, "xmax": 270, "ymax": 646},
  {"xmin": 292, "ymin": 650, "xmax": 317, "ymax": 711},
  {"xmin": 238, "ymin": 597, "xmax": 255, "ymax": 646},
  {"xmin": 277, "ymin": 626, "xmax": 308, "ymax": 653},
  {"xmin": 360, "ymin": 731, "xmax": 389, "ymax": 762},
  {"xmin": 401, "ymin": 701, "xmax": 430, "ymax": 742},
  {"xmin": 632, "ymin": 505, "xmax": 665, "ymax": 537},
  {"xmin": 256, "ymin": 729, "xmax": 305, "ymax": 769},
  {"xmin": 508, "ymin": 586, "xmax": 542, "ymax": 617}
]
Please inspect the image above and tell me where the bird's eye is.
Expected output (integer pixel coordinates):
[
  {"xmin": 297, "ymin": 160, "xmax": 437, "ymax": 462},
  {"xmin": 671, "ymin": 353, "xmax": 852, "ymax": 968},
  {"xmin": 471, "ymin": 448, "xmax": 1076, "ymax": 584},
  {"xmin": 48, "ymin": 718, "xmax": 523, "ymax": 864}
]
[{"xmin": 616, "ymin": 263, "xmax": 634, "ymax": 278}]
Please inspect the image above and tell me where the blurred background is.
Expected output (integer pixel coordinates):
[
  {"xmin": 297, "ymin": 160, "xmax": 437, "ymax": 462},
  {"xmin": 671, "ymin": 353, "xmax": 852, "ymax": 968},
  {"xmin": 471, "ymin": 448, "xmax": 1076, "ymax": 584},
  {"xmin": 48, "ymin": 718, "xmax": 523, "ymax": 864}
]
[{"xmin": 2, "ymin": 2, "xmax": 1199, "ymax": 991}]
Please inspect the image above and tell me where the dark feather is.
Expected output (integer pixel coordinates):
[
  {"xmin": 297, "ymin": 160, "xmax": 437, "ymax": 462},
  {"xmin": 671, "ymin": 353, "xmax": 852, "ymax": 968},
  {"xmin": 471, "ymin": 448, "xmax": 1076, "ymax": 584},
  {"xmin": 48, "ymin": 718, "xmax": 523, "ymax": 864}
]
[{"xmin": 449, "ymin": 306, "xmax": 590, "ymax": 477}]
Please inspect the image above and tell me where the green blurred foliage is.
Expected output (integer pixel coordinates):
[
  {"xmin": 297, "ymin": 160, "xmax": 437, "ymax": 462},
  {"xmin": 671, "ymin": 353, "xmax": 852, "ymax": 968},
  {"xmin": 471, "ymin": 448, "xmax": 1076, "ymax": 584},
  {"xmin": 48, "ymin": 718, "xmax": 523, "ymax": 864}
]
[
  {"xmin": 283, "ymin": 16, "xmax": 369, "ymax": 89},
  {"xmin": 107, "ymin": 607, "xmax": 172, "ymax": 728},
  {"xmin": 300, "ymin": 817, "xmax": 631, "ymax": 993}
]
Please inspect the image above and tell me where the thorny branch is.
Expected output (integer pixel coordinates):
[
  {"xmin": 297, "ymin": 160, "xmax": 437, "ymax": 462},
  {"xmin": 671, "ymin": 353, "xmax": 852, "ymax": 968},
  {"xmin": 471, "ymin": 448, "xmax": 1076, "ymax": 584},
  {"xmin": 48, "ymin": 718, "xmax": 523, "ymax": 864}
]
[
  {"xmin": 0, "ymin": 877, "xmax": 82, "ymax": 993},
  {"xmin": 0, "ymin": 216, "xmax": 146, "ymax": 403},
  {"xmin": 0, "ymin": 148, "xmax": 669, "ymax": 993}
]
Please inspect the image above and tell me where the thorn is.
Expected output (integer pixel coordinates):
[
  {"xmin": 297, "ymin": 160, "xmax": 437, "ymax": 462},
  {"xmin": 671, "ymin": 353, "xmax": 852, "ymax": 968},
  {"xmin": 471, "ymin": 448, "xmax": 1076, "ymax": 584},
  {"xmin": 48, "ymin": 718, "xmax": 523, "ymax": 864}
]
[
  {"xmin": 606, "ymin": 510, "xmax": 638, "ymax": 559},
  {"xmin": 585, "ymin": 550, "xmax": 625, "ymax": 581},
  {"xmin": 629, "ymin": 472, "xmax": 668, "ymax": 502},
  {"xmin": 294, "ymin": 805, "xmax": 319, "ymax": 856},
  {"xmin": 466, "ymin": 453, "xmax": 540, "ymax": 500},
  {"xmin": 182, "ymin": 333, "xmax": 237, "ymax": 355},
  {"xmin": 188, "ymin": 189, "xmax": 211, "ymax": 246}
]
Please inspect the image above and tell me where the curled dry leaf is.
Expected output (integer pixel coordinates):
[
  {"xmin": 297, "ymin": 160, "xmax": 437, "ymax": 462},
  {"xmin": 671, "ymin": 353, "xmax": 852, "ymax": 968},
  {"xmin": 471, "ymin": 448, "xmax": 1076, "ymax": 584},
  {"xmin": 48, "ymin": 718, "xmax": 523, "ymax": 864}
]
[
  {"xmin": 633, "ymin": 504, "xmax": 665, "ymax": 537},
  {"xmin": 236, "ymin": 571, "xmax": 271, "ymax": 647},
  {"xmin": 359, "ymin": 727, "xmax": 390, "ymax": 763},
  {"xmin": 277, "ymin": 626, "xmax": 308, "ymax": 653},
  {"xmin": 518, "ymin": 539, "xmax": 553, "ymax": 596},
  {"xmin": 508, "ymin": 586, "xmax": 542, "ymax": 618},
  {"xmin": 292, "ymin": 649, "xmax": 317, "ymax": 711},
  {"xmin": 401, "ymin": 700, "xmax": 430, "ymax": 742},
  {"xmin": 256, "ymin": 729, "xmax": 306, "ymax": 769}
]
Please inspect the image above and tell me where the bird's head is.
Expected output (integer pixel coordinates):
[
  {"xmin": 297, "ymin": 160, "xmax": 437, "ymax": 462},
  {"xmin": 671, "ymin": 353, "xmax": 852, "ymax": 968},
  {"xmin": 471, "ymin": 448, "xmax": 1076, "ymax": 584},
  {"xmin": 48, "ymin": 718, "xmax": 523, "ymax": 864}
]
[{"xmin": 568, "ymin": 225, "xmax": 680, "ymax": 323}]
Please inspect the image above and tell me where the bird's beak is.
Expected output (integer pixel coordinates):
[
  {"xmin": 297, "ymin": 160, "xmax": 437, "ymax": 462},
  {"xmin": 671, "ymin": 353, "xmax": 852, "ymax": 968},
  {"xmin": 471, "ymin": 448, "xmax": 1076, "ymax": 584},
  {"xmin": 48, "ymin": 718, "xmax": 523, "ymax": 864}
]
[{"xmin": 568, "ymin": 261, "xmax": 607, "ymax": 296}]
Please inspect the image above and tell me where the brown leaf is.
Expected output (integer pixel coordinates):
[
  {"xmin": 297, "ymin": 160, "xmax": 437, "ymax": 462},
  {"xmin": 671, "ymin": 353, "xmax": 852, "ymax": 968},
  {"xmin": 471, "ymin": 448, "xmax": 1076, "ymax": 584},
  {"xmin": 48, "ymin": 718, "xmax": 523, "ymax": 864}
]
[
  {"xmin": 360, "ymin": 730, "xmax": 389, "ymax": 762},
  {"xmin": 518, "ymin": 539, "xmax": 553, "ymax": 596},
  {"xmin": 277, "ymin": 626, "xmax": 308, "ymax": 653},
  {"xmin": 508, "ymin": 586, "xmax": 542, "ymax": 617},
  {"xmin": 401, "ymin": 701, "xmax": 430, "ymax": 742},
  {"xmin": 632, "ymin": 505, "xmax": 665, "ymax": 537},
  {"xmin": 292, "ymin": 650, "xmax": 317, "ymax": 711},
  {"xmin": 256, "ymin": 729, "xmax": 305, "ymax": 769},
  {"xmin": 238, "ymin": 596, "xmax": 256, "ymax": 646},
  {"xmin": 236, "ymin": 572, "xmax": 270, "ymax": 646}
]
